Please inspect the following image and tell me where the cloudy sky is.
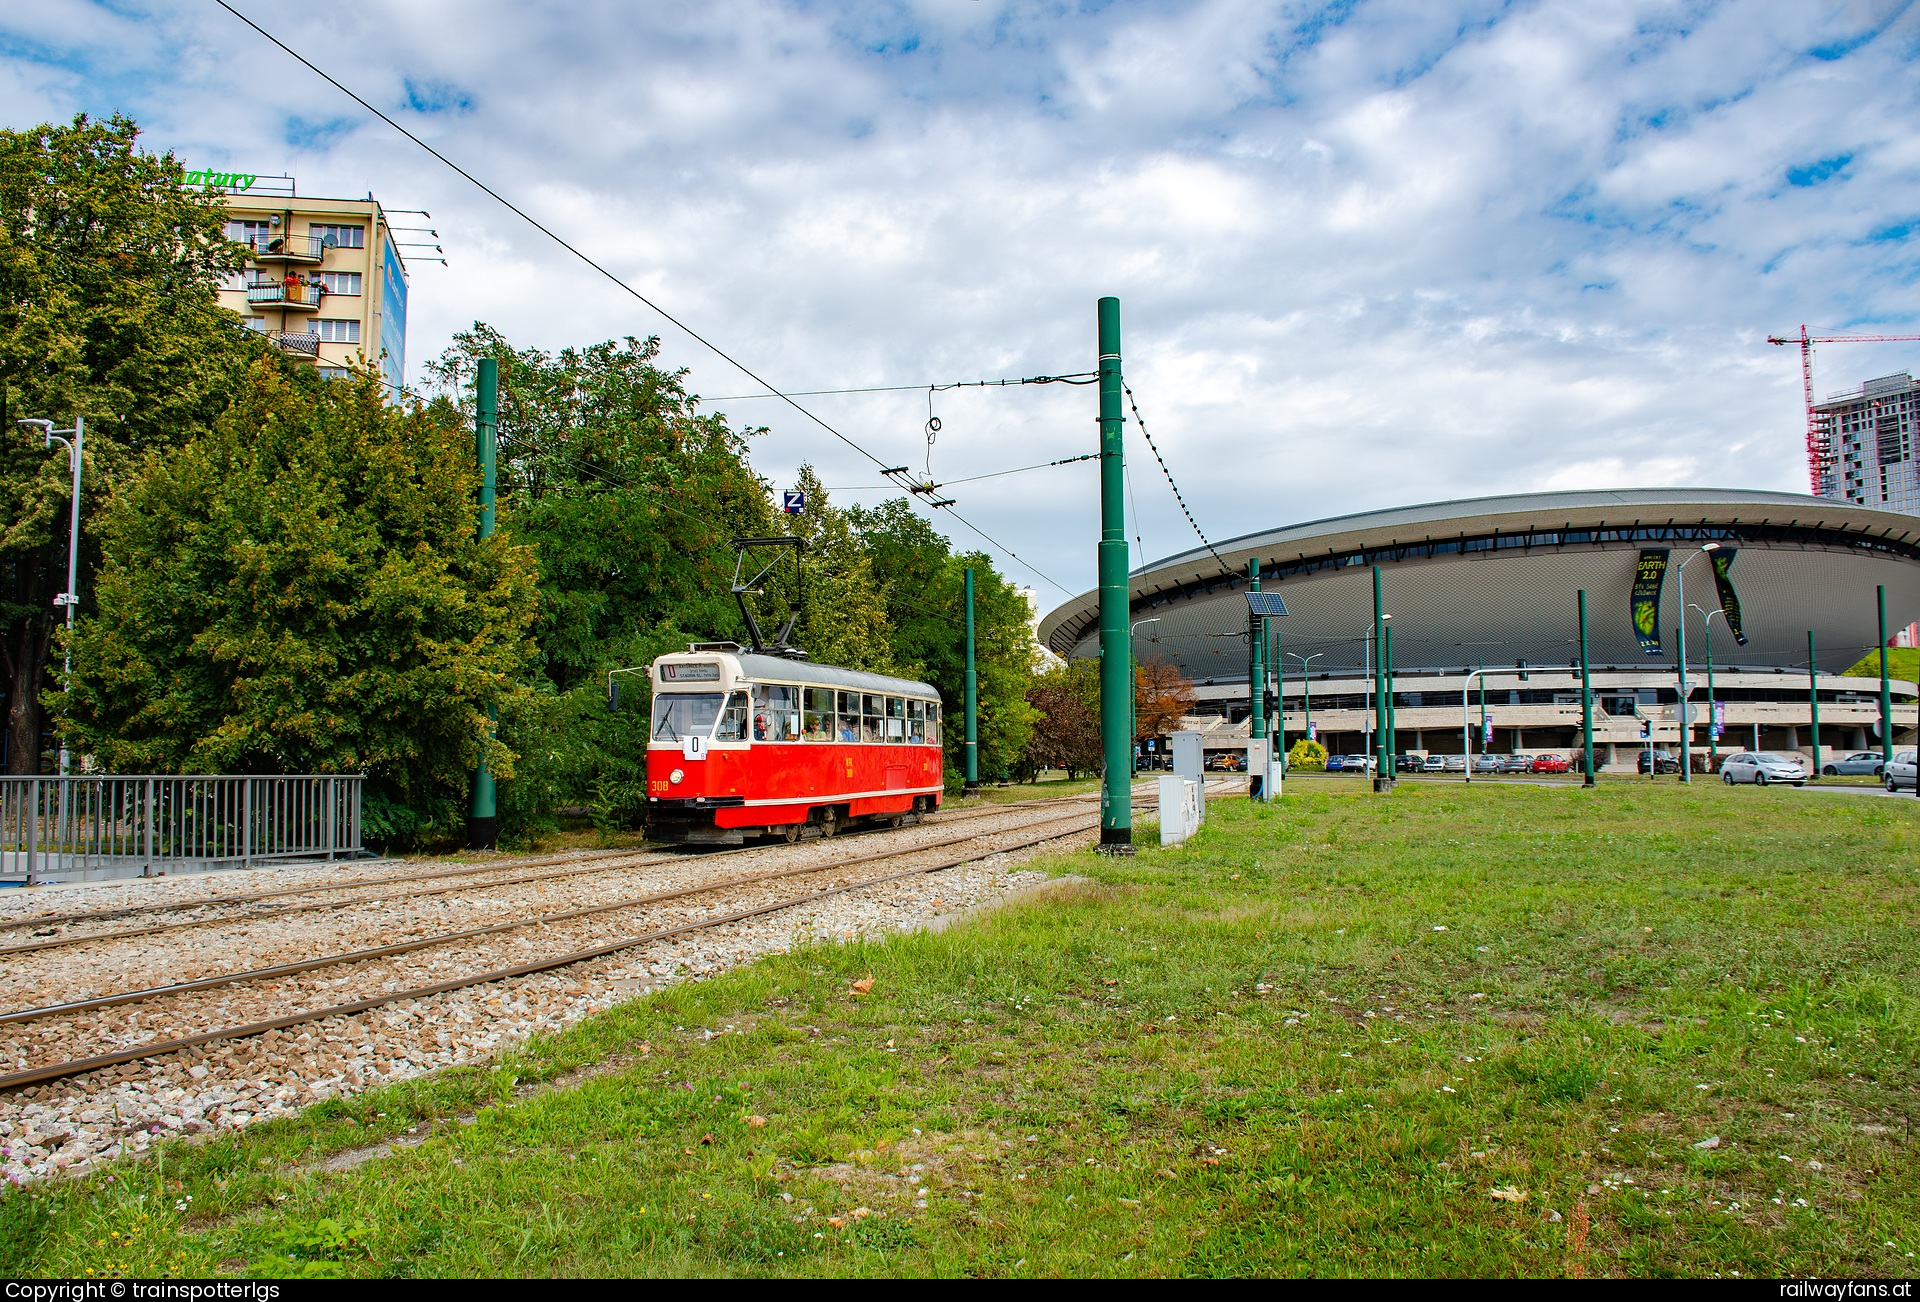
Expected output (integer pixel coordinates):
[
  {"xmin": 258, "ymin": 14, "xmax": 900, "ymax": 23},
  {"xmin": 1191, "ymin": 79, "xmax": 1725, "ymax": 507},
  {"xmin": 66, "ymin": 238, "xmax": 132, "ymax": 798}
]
[{"xmin": 7, "ymin": 0, "xmax": 1919, "ymax": 603}]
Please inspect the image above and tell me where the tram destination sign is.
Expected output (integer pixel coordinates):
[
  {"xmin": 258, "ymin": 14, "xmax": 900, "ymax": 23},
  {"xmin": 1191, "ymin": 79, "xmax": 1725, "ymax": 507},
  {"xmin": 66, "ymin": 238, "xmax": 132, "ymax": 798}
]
[{"xmin": 661, "ymin": 662, "xmax": 720, "ymax": 681}]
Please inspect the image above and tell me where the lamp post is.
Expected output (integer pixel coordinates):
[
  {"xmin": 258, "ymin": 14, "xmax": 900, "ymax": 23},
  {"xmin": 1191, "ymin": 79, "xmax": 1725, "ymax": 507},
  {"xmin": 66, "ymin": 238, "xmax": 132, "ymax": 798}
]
[
  {"xmin": 1672, "ymin": 542, "xmax": 1721, "ymax": 784},
  {"xmin": 16, "ymin": 417, "xmax": 83, "ymax": 777},
  {"xmin": 1688, "ymin": 602, "xmax": 1728, "ymax": 774},
  {"xmin": 1286, "ymin": 652, "xmax": 1324, "ymax": 755},
  {"xmin": 1130, "ymin": 617, "xmax": 1160, "ymax": 772}
]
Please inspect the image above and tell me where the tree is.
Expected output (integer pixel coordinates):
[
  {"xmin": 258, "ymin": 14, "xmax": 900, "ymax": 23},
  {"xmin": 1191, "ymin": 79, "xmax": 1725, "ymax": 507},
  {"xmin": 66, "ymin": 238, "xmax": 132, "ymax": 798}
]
[
  {"xmin": 1022, "ymin": 658, "xmax": 1102, "ymax": 779},
  {"xmin": 0, "ymin": 114, "xmax": 266, "ymax": 771},
  {"xmin": 54, "ymin": 364, "xmax": 540, "ymax": 819},
  {"xmin": 846, "ymin": 496, "xmax": 1037, "ymax": 784},
  {"xmin": 1134, "ymin": 658, "xmax": 1196, "ymax": 739}
]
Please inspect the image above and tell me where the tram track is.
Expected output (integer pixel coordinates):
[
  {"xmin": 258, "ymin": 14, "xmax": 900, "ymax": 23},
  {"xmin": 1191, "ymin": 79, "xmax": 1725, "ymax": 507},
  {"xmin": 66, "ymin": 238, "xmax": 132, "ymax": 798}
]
[
  {"xmin": 0, "ymin": 788, "xmax": 1106, "ymax": 946},
  {"xmin": 0, "ymin": 803, "xmax": 1114, "ymax": 1093}
]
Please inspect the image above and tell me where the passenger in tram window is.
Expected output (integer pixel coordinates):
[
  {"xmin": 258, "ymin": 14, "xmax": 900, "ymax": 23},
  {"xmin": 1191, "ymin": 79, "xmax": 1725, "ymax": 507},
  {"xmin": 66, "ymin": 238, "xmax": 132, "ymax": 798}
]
[
  {"xmin": 924, "ymin": 701, "xmax": 940, "ymax": 746},
  {"xmin": 837, "ymin": 691, "xmax": 860, "ymax": 741},
  {"xmin": 862, "ymin": 694, "xmax": 884, "ymax": 744},
  {"xmin": 804, "ymin": 688, "xmax": 834, "ymax": 740},
  {"xmin": 885, "ymin": 696, "xmax": 906, "ymax": 743},
  {"xmin": 762, "ymin": 685, "xmax": 800, "ymax": 740},
  {"xmin": 907, "ymin": 699, "xmax": 924, "ymax": 744}
]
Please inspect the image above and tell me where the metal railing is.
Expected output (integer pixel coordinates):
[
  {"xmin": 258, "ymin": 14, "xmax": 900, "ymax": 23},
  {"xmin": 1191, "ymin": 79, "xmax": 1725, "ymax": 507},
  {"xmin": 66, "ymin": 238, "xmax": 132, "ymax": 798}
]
[
  {"xmin": 245, "ymin": 233, "xmax": 326, "ymax": 262},
  {"xmin": 0, "ymin": 775, "xmax": 362, "ymax": 885},
  {"xmin": 270, "ymin": 329, "xmax": 321, "ymax": 356},
  {"xmin": 246, "ymin": 282, "xmax": 325, "ymax": 308}
]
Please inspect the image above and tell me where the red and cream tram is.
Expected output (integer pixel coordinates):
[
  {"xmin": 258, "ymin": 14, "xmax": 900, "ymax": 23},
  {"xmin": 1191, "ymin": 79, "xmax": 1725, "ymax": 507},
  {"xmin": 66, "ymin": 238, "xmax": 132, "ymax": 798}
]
[{"xmin": 645, "ymin": 644, "xmax": 944, "ymax": 844}]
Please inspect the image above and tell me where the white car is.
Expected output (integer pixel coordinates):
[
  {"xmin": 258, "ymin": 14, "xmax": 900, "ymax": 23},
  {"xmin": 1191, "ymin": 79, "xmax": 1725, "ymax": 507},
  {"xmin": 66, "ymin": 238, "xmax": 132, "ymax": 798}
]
[
  {"xmin": 1886, "ymin": 748, "xmax": 1918, "ymax": 793},
  {"xmin": 1720, "ymin": 751, "xmax": 1808, "ymax": 787},
  {"xmin": 1421, "ymin": 753, "xmax": 1448, "ymax": 772}
]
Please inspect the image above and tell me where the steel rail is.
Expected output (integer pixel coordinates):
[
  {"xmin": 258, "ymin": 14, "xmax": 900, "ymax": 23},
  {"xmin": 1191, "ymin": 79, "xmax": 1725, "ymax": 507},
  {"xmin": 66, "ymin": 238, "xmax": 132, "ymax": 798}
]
[
  {"xmin": 0, "ymin": 790, "xmax": 1106, "ymax": 935},
  {"xmin": 0, "ymin": 809, "xmax": 1100, "ymax": 1030},
  {"xmin": 0, "ymin": 815, "xmax": 1103, "ymax": 1092}
]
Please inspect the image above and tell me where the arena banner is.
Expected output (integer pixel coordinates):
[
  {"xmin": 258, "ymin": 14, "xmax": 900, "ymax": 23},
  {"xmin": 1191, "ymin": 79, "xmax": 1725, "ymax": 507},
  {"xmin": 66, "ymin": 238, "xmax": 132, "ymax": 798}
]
[
  {"xmin": 1711, "ymin": 549, "xmax": 1749, "ymax": 646},
  {"xmin": 1632, "ymin": 550, "xmax": 1669, "ymax": 656}
]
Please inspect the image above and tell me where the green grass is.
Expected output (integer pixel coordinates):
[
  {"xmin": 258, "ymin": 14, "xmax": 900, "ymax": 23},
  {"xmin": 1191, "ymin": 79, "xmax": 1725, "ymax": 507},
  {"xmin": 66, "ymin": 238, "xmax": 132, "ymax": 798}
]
[
  {"xmin": 6, "ymin": 782, "xmax": 1919, "ymax": 1278},
  {"xmin": 1842, "ymin": 646, "xmax": 1918, "ymax": 685}
]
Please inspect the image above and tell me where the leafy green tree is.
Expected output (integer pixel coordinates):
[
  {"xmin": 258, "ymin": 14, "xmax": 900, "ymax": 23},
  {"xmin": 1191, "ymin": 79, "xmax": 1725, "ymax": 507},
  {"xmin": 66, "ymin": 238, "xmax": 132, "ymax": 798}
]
[
  {"xmin": 1022, "ymin": 658, "xmax": 1102, "ymax": 779},
  {"xmin": 845, "ymin": 496, "xmax": 1036, "ymax": 784},
  {"xmin": 0, "ymin": 114, "xmax": 265, "ymax": 771},
  {"xmin": 54, "ymin": 365, "xmax": 539, "ymax": 821}
]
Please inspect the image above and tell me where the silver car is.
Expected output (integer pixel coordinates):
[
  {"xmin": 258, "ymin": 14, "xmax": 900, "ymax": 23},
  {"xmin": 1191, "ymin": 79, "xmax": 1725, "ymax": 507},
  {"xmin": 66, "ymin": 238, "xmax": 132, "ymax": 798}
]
[
  {"xmin": 1822, "ymin": 751, "xmax": 1886, "ymax": 777},
  {"xmin": 1443, "ymin": 753, "xmax": 1468, "ymax": 773},
  {"xmin": 1886, "ymin": 748, "xmax": 1918, "ymax": 793},
  {"xmin": 1721, "ymin": 751, "xmax": 1808, "ymax": 787}
]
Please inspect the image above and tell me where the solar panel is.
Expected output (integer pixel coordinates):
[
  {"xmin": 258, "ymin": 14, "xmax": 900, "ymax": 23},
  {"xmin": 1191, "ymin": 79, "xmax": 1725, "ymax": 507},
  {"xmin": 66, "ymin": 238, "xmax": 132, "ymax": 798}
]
[{"xmin": 1245, "ymin": 592, "xmax": 1290, "ymax": 617}]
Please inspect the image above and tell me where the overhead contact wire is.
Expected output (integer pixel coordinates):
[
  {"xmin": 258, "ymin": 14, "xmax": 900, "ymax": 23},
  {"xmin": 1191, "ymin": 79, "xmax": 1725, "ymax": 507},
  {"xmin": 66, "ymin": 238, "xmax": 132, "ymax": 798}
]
[{"xmin": 1122, "ymin": 382, "xmax": 1233, "ymax": 578}]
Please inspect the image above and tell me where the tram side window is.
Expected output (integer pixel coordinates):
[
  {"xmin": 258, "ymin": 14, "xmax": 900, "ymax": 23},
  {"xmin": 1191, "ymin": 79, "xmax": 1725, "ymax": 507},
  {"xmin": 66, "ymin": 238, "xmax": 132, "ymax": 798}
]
[
  {"xmin": 835, "ymin": 691, "xmax": 860, "ymax": 742},
  {"xmin": 862, "ymin": 693, "xmax": 884, "ymax": 744},
  {"xmin": 906, "ymin": 700, "xmax": 924, "ymax": 743},
  {"xmin": 753, "ymin": 685, "xmax": 801, "ymax": 741},
  {"xmin": 804, "ymin": 688, "xmax": 834, "ymax": 741},
  {"xmin": 714, "ymin": 691, "xmax": 749, "ymax": 742},
  {"xmin": 925, "ymin": 701, "xmax": 940, "ymax": 745},
  {"xmin": 651, "ymin": 692, "xmax": 722, "ymax": 742},
  {"xmin": 885, "ymin": 696, "xmax": 906, "ymax": 743}
]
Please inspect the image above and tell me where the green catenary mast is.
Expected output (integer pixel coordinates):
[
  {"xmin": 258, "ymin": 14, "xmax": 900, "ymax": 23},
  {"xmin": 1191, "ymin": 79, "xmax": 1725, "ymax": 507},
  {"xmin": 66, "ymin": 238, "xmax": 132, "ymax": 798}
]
[
  {"xmin": 467, "ymin": 357, "xmax": 499, "ymax": 850},
  {"xmin": 964, "ymin": 567, "xmax": 979, "ymax": 795},
  {"xmin": 1097, "ymin": 298, "xmax": 1132, "ymax": 851}
]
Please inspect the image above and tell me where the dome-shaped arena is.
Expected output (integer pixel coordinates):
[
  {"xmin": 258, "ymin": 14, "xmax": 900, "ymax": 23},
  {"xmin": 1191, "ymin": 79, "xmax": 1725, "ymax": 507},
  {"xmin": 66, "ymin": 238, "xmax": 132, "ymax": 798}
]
[{"xmin": 1039, "ymin": 488, "xmax": 1920, "ymax": 767}]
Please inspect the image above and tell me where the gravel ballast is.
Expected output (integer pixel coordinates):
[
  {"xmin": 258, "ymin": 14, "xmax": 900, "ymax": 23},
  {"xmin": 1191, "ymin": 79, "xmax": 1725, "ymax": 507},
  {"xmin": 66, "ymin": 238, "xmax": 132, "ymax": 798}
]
[{"xmin": 0, "ymin": 806, "xmax": 1098, "ymax": 1185}]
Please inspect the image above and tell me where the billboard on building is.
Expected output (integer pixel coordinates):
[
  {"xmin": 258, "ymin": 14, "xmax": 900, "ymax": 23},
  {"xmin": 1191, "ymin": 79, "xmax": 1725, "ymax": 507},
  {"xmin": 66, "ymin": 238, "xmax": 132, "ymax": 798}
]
[{"xmin": 380, "ymin": 230, "xmax": 408, "ymax": 396}]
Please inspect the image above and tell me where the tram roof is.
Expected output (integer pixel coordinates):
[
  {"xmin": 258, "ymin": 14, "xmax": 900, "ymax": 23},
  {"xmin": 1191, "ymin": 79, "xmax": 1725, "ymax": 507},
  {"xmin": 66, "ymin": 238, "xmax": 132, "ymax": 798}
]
[{"xmin": 727, "ymin": 651, "xmax": 938, "ymax": 699}]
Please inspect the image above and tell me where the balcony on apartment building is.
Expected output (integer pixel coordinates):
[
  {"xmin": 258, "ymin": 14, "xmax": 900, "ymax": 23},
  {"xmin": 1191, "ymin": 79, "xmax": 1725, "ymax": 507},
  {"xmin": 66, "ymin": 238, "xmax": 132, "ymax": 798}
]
[
  {"xmin": 245, "ymin": 280, "xmax": 325, "ymax": 311},
  {"xmin": 245, "ymin": 232, "xmax": 326, "ymax": 265},
  {"xmin": 267, "ymin": 329, "xmax": 320, "ymax": 359}
]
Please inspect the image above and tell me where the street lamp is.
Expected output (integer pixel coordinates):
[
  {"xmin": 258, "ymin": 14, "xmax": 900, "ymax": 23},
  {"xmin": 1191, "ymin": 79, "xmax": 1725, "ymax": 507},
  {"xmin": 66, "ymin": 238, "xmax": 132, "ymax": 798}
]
[
  {"xmin": 17, "ymin": 417, "xmax": 83, "ymax": 776},
  {"xmin": 1129, "ymin": 617, "xmax": 1160, "ymax": 771},
  {"xmin": 1285, "ymin": 651, "xmax": 1325, "ymax": 750},
  {"xmin": 1688, "ymin": 602, "xmax": 1728, "ymax": 773},
  {"xmin": 1672, "ymin": 542, "xmax": 1720, "ymax": 784}
]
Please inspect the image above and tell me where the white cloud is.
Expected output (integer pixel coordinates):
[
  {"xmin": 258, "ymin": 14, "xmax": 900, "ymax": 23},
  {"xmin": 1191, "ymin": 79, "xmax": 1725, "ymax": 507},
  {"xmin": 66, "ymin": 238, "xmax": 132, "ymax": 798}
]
[{"xmin": 6, "ymin": 0, "xmax": 1920, "ymax": 601}]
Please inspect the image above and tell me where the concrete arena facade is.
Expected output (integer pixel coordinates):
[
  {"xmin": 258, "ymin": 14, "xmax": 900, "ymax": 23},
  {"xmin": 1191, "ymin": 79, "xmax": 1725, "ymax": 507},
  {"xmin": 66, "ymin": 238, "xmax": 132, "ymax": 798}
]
[{"xmin": 1038, "ymin": 488, "xmax": 1920, "ymax": 765}]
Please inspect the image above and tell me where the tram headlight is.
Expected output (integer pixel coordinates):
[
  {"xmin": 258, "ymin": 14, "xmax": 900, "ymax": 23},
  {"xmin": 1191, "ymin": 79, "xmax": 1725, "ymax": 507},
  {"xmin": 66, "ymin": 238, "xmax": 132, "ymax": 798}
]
[{"xmin": 670, "ymin": 768, "xmax": 685, "ymax": 785}]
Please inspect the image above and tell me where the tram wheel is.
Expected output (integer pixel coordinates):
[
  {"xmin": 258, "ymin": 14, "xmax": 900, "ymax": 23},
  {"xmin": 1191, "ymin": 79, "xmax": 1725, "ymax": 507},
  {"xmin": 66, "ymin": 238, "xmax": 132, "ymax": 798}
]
[
  {"xmin": 782, "ymin": 823, "xmax": 802, "ymax": 844},
  {"xmin": 818, "ymin": 806, "xmax": 840, "ymax": 838}
]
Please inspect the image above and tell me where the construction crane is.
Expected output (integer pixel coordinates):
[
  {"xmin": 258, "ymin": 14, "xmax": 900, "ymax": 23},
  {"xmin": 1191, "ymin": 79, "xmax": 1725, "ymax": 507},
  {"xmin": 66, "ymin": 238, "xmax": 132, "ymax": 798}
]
[{"xmin": 1769, "ymin": 326, "xmax": 1920, "ymax": 495}]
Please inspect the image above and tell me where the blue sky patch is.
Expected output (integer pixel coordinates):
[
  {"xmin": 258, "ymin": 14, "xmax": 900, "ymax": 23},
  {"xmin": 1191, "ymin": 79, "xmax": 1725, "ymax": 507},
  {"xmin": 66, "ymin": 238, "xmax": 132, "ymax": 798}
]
[{"xmin": 1786, "ymin": 154, "xmax": 1853, "ymax": 187}]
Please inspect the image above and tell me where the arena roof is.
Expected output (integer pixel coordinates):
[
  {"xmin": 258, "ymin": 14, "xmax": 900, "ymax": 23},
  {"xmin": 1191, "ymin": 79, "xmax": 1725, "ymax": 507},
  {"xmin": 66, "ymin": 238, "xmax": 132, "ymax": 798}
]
[{"xmin": 1038, "ymin": 488, "xmax": 1920, "ymax": 679}]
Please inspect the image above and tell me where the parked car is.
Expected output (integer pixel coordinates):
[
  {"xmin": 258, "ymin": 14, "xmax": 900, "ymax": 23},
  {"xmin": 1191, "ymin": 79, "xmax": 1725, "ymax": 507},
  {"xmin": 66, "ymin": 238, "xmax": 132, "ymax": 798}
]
[
  {"xmin": 1499, "ymin": 754, "xmax": 1533, "ymax": 774},
  {"xmin": 1343, "ymin": 754, "xmax": 1377, "ymax": 774},
  {"xmin": 1444, "ymin": 753, "xmax": 1468, "ymax": 772},
  {"xmin": 1204, "ymin": 753, "xmax": 1245, "ymax": 772},
  {"xmin": 1396, "ymin": 753, "xmax": 1424, "ymax": 773},
  {"xmin": 1885, "ymin": 748, "xmax": 1917, "ymax": 793},
  {"xmin": 1720, "ymin": 751, "xmax": 1808, "ymax": 786},
  {"xmin": 1422, "ymin": 753, "xmax": 1449, "ymax": 773},
  {"xmin": 1638, "ymin": 748, "xmax": 1681, "ymax": 775},
  {"xmin": 1324, "ymin": 753, "xmax": 1346, "ymax": 772},
  {"xmin": 1823, "ymin": 751, "xmax": 1886, "ymax": 777},
  {"xmin": 1471, "ymin": 753, "xmax": 1501, "ymax": 774},
  {"xmin": 1530, "ymin": 752, "xmax": 1572, "ymax": 774}
]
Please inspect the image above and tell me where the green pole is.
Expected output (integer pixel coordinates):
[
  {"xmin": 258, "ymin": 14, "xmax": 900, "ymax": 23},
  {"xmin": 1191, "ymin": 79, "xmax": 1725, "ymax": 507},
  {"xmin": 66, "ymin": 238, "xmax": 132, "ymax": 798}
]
[
  {"xmin": 1248, "ymin": 559, "xmax": 1266, "ymax": 799},
  {"xmin": 1579, "ymin": 589, "xmax": 1595, "ymax": 787},
  {"xmin": 467, "ymin": 357, "xmax": 499, "ymax": 850},
  {"xmin": 1372, "ymin": 565, "xmax": 1387, "ymax": 793},
  {"xmin": 1096, "ymin": 297, "xmax": 1132, "ymax": 851},
  {"xmin": 964, "ymin": 567, "xmax": 979, "ymax": 795},
  {"xmin": 1703, "ymin": 619, "xmax": 1716, "ymax": 772},
  {"xmin": 1879, "ymin": 585, "xmax": 1893, "ymax": 768},
  {"xmin": 1272, "ymin": 621, "xmax": 1284, "ymax": 758},
  {"xmin": 1808, "ymin": 629, "xmax": 1821, "ymax": 779},
  {"xmin": 1385, "ymin": 623, "xmax": 1398, "ymax": 776}
]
